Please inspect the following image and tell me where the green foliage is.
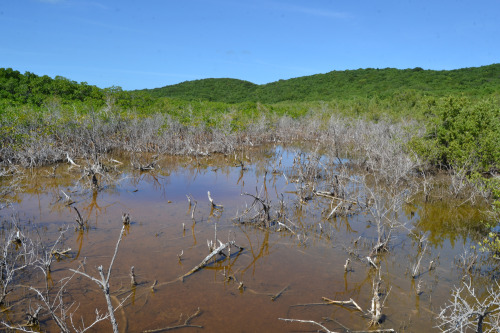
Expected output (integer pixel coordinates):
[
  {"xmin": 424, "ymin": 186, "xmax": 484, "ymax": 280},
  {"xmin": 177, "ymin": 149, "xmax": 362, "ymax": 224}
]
[
  {"xmin": 143, "ymin": 78, "xmax": 258, "ymax": 103},
  {"xmin": 2, "ymin": 65, "xmax": 500, "ymax": 174},
  {"xmin": 0, "ymin": 68, "xmax": 106, "ymax": 107},
  {"xmin": 425, "ymin": 97, "xmax": 500, "ymax": 171},
  {"xmin": 141, "ymin": 64, "xmax": 500, "ymax": 103}
]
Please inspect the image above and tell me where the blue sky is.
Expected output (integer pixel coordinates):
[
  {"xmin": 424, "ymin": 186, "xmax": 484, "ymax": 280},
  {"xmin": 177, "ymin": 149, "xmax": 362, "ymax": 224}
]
[{"xmin": 1, "ymin": 0, "xmax": 498, "ymax": 90}]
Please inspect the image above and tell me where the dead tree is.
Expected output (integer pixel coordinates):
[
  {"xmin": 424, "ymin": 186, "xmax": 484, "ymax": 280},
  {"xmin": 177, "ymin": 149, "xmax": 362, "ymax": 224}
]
[
  {"xmin": 437, "ymin": 278, "xmax": 500, "ymax": 333},
  {"xmin": 0, "ymin": 227, "xmax": 36, "ymax": 306},
  {"xmin": 70, "ymin": 225, "xmax": 128, "ymax": 333},
  {"xmin": 2, "ymin": 225, "xmax": 129, "ymax": 333}
]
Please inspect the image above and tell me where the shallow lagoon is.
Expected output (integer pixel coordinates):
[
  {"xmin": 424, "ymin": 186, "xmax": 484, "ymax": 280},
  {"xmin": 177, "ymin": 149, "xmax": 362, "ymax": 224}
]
[{"xmin": 0, "ymin": 145, "xmax": 489, "ymax": 332}]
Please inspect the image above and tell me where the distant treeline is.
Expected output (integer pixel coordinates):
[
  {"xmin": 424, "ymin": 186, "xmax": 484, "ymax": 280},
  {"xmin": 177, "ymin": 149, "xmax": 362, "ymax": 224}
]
[
  {"xmin": 142, "ymin": 64, "xmax": 500, "ymax": 103},
  {"xmin": 0, "ymin": 68, "xmax": 155, "ymax": 109},
  {"xmin": 2, "ymin": 64, "xmax": 500, "ymax": 108},
  {"xmin": 1, "ymin": 65, "xmax": 499, "ymax": 173}
]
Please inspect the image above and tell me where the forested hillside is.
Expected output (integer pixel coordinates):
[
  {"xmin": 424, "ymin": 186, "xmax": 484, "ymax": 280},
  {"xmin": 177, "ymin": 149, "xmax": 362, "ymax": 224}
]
[
  {"xmin": 2, "ymin": 64, "xmax": 499, "ymax": 108},
  {"xmin": 1, "ymin": 64, "xmax": 499, "ymax": 173},
  {"xmin": 142, "ymin": 64, "xmax": 500, "ymax": 103},
  {"xmin": 144, "ymin": 78, "xmax": 258, "ymax": 103}
]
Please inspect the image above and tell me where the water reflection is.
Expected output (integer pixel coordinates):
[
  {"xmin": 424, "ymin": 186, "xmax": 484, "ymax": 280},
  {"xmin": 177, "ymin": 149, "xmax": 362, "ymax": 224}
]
[{"xmin": 0, "ymin": 145, "xmax": 494, "ymax": 332}]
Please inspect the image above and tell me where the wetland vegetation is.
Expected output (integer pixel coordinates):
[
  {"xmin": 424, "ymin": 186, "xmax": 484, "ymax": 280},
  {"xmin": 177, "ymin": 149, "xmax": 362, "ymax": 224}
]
[{"xmin": 0, "ymin": 65, "xmax": 499, "ymax": 332}]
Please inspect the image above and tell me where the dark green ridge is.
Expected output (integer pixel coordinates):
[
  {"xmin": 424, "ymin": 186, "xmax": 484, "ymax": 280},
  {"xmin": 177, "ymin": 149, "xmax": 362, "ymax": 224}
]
[
  {"xmin": 1, "ymin": 64, "xmax": 499, "ymax": 107},
  {"xmin": 140, "ymin": 64, "xmax": 500, "ymax": 103}
]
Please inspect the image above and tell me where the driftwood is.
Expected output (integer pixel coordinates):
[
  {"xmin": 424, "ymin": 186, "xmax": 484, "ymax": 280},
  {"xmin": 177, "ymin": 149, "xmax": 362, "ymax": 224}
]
[
  {"xmin": 322, "ymin": 297, "xmax": 363, "ymax": 312},
  {"xmin": 179, "ymin": 241, "xmax": 243, "ymax": 281}
]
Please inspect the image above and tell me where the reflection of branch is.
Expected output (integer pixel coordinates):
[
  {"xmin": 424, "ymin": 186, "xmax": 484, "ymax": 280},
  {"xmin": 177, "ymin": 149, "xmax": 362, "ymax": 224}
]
[
  {"xmin": 143, "ymin": 308, "xmax": 202, "ymax": 332},
  {"xmin": 240, "ymin": 228, "xmax": 270, "ymax": 276}
]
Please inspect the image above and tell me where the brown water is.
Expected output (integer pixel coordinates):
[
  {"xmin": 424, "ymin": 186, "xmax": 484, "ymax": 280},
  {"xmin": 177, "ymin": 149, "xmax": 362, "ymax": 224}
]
[{"xmin": 0, "ymin": 146, "xmax": 491, "ymax": 332}]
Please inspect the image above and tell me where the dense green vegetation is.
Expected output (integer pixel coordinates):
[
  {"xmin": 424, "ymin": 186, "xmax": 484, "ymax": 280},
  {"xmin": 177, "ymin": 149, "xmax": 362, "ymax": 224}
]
[
  {"xmin": 144, "ymin": 78, "xmax": 258, "ymax": 103},
  {"xmin": 0, "ymin": 68, "xmax": 155, "ymax": 110},
  {"xmin": 142, "ymin": 64, "xmax": 500, "ymax": 103},
  {"xmin": 1, "ymin": 64, "xmax": 499, "ymax": 174}
]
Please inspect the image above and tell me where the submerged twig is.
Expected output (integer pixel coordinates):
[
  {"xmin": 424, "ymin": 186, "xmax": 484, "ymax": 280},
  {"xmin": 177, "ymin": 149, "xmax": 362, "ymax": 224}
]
[
  {"xmin": 270, "ymin": 285, "xmax": 289, "ymax": 301},
  {"xmin": 279, "ymin": 318, "xmax": 336, "ymax": 333},
  {"xmin": 142, "ymin": 308, "xmax": 202, "ymax": 332}
]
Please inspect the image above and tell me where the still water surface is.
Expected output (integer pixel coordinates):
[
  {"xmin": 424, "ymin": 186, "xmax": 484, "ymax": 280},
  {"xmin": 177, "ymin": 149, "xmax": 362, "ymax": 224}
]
[{"xmin": 0, "ymin": 146, "xmax": 487, "ymax": 332}]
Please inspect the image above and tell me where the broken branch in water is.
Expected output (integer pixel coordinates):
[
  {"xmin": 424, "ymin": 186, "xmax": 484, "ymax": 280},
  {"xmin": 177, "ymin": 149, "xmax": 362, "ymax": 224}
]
[
  {"xmin": 279, "ymin": 318, "xmax": 337, "ymax": 333},
  {"xmin": 66, "ymin": 152, "xmax": 80, "ymax": 168},
  {"xmin": 366, "ymin": 256, "xmax": 378, "ymax": 269},
  {"xmin": 130, "ymin": 266, "xmax": 137, "ymax": 286},
  {"xmin": 61, "ymin": 190, "xmax": 75, "ymax": 205},
  {"xmin": 207, "ymin": 191, "xmax": 223, "ymax": 209},
  {"xmin": 186, "ymin": 194, "xmax": 198, "ymax": 220},
  {"xmin": 150, "ymin": 280, "xmax": 158, "ymax": 293},
  {"xmin": 269, "ymin": 285, "xmax": 289, "ymax": 301},
  {"xmin": 122, "ymin": 212, "xmax": 131, "ymax": 225},
  {"xmin": 51, "ymin": 248, "xmax": 71, "ymax": 260},
  {"xmin": 344, "ymin": 258, "xmax": 351, "ymax": 272},
  {"xmin": 73, "ymin": 206, "xmax": 86, "ymax": 230},
  {"xmin": 179, "ymin": 241, "xmax": 243, "ymax": 281},
  {"xmin": 322, "ymin": 297, "xmax": 363, "ymax": 312},
  {"xmin": 142, "ymin": 308, "xmax": 202, "ymax": 333}
]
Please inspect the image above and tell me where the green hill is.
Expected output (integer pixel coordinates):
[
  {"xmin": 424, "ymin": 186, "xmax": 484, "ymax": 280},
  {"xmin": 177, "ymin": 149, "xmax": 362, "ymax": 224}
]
[
  {"xmin": 142, "ymin": 64, "xmax": 500, "ymax": 103},
  {"xmin": 2, "ymin": 64, "xmax": 499, "ymax": 109},
  {"xmin": 144, "ymin": 78, "xmax": 258, "ymax": 103}
]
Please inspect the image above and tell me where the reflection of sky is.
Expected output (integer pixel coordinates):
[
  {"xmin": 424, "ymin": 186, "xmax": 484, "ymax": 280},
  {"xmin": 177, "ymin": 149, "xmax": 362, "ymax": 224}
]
[{"xmin": 1, "ymin": 147, "xmax": 494, "ymax": 332}]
